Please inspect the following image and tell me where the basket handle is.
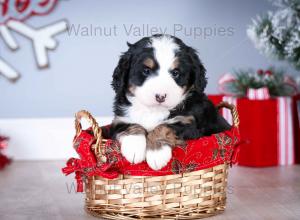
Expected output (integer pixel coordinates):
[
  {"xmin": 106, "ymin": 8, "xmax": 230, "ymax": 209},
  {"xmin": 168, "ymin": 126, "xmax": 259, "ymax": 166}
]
[
  {"xmin": 216, "ymin": 101, "xmax": 240, "ymax": 128},
  {"xmin": 75, "ymin": 110, "xmax": 105, "ymax": 162}
]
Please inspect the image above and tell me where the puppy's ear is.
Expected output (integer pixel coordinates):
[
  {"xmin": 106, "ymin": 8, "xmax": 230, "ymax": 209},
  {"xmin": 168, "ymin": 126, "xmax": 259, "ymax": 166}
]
[
  {"xmin": 111, "ymin": 51, "xmax": 132, "ymax": 94},
  {"xmin": 188, "ymin": 47, "xmax": 207, "ymax": 94}
]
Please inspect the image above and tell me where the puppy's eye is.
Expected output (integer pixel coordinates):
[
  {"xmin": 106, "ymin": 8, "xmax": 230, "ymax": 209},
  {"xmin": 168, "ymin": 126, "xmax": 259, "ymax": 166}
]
[
  {"xmin": 143, "ymin": 67, "xmax": 151, "ymax": 76},
  {"xmin": 171, "ymin": 69, "xmax": 180, "ymax": 78}
]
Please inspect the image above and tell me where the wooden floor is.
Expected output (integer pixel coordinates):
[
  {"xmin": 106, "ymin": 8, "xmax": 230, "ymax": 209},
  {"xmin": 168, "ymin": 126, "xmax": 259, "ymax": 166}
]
[{"xmin": 0, "ymin": 161, "xmax": 300, "ymax": 220}]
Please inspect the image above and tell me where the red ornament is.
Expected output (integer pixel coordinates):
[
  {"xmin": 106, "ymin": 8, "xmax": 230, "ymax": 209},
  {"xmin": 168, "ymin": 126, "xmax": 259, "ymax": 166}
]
[
  {"xmin": 265, "ymin": 70, "xmax": 273, "ymax": 76},
  {"xmin": 0, "ymin": 135, "xmax": 11, "ymax": 170},
  {"xmin": 0, "ymin": 136, "xmax": 9, "ymax": 149},
  {"xmin": 257, "ymin": 69, "xmax": 264, "ymax": 75}
]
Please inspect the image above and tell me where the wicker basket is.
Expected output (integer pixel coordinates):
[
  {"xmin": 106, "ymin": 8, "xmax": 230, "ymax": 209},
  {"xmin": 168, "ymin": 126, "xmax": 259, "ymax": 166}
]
[{"xmin": 74, "ymin": 102, "xmax": 239, "ymax": 219}]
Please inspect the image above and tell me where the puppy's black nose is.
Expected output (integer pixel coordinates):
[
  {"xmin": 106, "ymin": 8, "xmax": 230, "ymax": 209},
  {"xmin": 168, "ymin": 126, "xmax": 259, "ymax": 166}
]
[{"xmin": 155, "ymin": 94, "xmax": 166, "ymax": 103}]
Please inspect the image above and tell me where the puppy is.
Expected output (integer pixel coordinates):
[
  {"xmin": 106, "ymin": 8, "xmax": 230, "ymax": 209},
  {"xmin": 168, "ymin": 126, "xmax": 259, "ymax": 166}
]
[{"xmin": 108, "ymin": 34, "xmax": 230, "ymax": 170}]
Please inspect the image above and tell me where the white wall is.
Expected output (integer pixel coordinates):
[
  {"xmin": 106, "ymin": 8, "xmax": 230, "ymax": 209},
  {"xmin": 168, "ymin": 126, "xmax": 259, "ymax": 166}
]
[{"xmin": 0, "ymin": 116, "xmax": 112, "ymax": 160}]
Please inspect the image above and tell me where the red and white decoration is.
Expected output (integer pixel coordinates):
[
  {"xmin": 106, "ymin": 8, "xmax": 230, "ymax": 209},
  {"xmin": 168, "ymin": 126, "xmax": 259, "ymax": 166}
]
[
  {"xmin": 209, "ymin": 94, "xmax": 298, "ymax": 166},
  {"xmin": 277, "ymin": 97, "xmax": 294, "ymax": 165},
  {"xmin": 219, "ymin": 96, "xmax": 296, "ymax": 166},
  {"xmin": 218, "ymin": 73, "xmax": 236, "ymax": 95},
  {"xmin": 0, "ymin": 0, "xmax": 68, "ymax": 82},
  {"xmin": 222, "ymin": 95, "xmax": 237, "ymax": 126},
  {"xmin": 218, "ymin": 69, "xmax": 298, "ymax": 98},
  {"xmin": 247, "ymin": 87, "xmax": 270, "ymax": 100}
]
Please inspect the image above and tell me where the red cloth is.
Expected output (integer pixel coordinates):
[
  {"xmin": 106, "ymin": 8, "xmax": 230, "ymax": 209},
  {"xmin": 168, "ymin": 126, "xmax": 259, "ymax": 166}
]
[
  {"xmin": 103, "ymin": 127, "xmax": 240, "ymax": 176},
  {"xmin": 62, "ymin": 126, "xmax": 240, "ymax": 192}
]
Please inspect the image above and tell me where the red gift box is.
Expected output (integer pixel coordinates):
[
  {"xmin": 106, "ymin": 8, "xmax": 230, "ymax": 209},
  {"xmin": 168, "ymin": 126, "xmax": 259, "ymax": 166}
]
[{"xmin": 219, "ymin": 96, "xmax": 298, "ymax": 167}]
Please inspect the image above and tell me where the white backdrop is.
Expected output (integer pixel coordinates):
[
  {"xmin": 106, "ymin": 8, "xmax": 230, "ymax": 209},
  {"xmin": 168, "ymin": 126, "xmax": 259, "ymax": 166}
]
[{"xmin": 0, "ymin": 117, "xmax": 112, "ymax": 160}]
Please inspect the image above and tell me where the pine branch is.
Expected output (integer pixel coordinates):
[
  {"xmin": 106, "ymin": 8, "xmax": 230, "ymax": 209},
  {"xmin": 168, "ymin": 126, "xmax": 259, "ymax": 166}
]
[
  {"xmin": 224, "ymin": 67, "xmax": 297, "ymax": 97},
  {"xmin": 247, "ymin": 0, "xmax": 300, "ymax": 70}
]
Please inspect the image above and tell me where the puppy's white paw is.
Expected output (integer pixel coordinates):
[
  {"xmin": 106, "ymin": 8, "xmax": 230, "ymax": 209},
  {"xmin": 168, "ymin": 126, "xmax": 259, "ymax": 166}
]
[
  {"xmin": 120, "ymin": 135, "xmax": 146, "ymax": 164},
  {"xmin": 146, "ymin": 145, "xmax": 172, "ymax": 170}
]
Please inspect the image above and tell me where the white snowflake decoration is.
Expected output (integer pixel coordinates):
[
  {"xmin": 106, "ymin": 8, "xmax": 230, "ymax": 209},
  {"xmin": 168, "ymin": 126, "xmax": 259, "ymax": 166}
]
[{"xmin": 0, "ymin": 0, "xmax": 68, "ymax": 82}]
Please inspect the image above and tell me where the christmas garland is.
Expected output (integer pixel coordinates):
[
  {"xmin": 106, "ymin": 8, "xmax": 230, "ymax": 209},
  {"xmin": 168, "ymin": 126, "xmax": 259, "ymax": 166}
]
[{"xmin": 219, "ymin": 68, "xmax": 298, "ymax": 97}]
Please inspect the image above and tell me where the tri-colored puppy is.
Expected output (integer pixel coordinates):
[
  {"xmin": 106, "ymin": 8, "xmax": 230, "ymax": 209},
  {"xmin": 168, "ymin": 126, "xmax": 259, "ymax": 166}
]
[{"xmin": 108, "ymin": 34, "xmax": 230, "ymax": 170}]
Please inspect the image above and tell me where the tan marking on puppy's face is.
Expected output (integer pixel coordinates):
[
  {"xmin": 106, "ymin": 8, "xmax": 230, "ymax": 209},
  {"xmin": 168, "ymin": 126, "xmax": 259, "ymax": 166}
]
[
  {"xmin": 143, "ymin": 58, "xmax": 155, "ymax": 69},
  {"xmin": 170, "ymin": 58, "xmax": 179, "ymax": 70},
  {"xmin": 170, "ymin": 58, "xmax": 192, "ymax": 94}
]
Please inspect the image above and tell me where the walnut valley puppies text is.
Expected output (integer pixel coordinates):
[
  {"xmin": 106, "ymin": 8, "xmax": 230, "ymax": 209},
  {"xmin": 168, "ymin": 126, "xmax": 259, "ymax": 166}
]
[{"xmin": 67, "ymin": 24, "xmax": 235, "ymax": 39}]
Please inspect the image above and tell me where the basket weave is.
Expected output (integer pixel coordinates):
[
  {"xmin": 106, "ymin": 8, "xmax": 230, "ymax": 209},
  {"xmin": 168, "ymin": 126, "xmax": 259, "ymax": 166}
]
[{"xmin": 74, "ymin": 102, "xmax": 239, "ymax": 219}]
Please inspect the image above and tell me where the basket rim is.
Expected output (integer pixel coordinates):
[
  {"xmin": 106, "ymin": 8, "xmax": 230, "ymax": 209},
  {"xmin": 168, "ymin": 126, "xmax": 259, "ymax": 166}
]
[{"xmin": 85, "ymin": 162, "xmax": 229, "ymax": 179}]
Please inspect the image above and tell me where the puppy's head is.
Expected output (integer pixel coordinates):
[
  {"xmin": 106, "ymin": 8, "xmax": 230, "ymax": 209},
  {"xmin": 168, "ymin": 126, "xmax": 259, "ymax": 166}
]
[{"xmin": 112, "ymin": 34, "xmax": 207, "ymax": 109}]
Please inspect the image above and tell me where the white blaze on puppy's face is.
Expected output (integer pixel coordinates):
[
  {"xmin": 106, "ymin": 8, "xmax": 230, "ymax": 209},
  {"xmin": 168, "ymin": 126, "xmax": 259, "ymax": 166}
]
[{"xmin": 134, "ymin": 36, "xmax": 186, "ymax": 109}]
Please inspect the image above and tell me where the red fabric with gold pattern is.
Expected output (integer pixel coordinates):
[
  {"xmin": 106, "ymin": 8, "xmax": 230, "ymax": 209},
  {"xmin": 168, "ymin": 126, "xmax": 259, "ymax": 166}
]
[
  {"xmin": 62, "ymin": 126, "xmax": 240, "ymax": 192},
  {"xmin": 102, "ymin": 127, "xmax": 240, "ymax": 175}
]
